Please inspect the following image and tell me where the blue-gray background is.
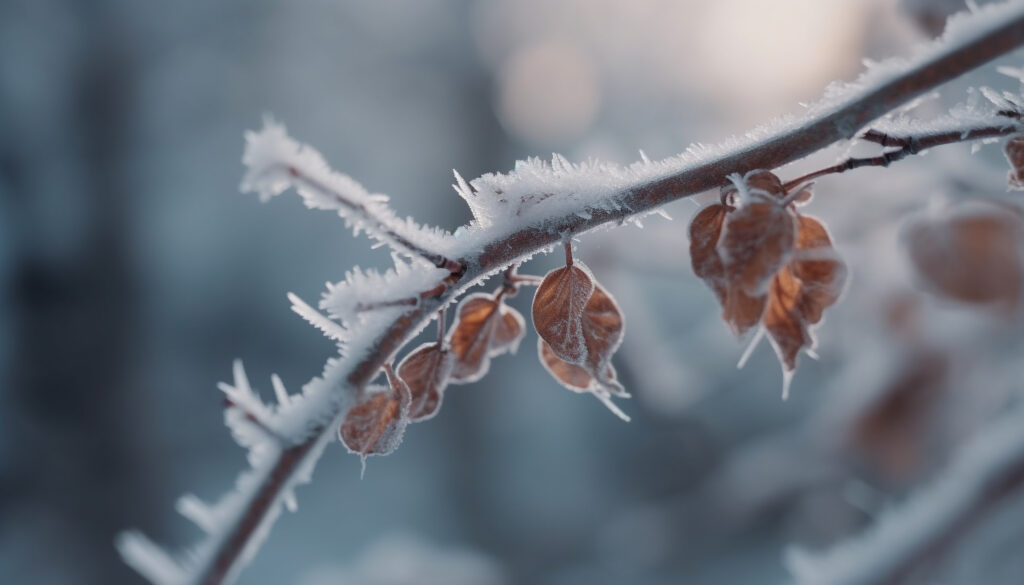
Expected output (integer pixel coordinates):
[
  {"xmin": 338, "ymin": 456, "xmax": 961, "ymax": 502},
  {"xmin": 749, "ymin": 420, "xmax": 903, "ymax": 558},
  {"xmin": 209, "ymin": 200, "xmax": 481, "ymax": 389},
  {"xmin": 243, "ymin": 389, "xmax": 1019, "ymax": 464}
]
[{"xmin": 3, "ymin": 1, "xmax": 1024, "ymax": 584}]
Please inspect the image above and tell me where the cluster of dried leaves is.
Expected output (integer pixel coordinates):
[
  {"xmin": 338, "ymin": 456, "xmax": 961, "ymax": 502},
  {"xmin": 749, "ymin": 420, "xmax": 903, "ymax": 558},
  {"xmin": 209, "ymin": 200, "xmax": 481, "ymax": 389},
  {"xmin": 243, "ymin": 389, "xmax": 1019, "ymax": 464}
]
[
  {"xmin": 342, "ymin": 134, "xmax": 1024, "ymax": 457},
  {"xmin": 689, "ymin": 170, "xmax": 847, "ymax": 390},
  {"xmin": 339, "ymin": 256, "xmax": 630, "ymax": 457},
  {"xmin": 340, "ymin": 287, "xmax": 526, "ymax": 457}
]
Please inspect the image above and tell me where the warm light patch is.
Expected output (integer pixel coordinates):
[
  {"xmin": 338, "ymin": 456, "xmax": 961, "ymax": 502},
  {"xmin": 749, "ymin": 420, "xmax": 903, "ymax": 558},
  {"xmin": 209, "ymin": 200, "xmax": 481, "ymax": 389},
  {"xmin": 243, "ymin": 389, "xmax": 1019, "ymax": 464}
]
[
  {"xmin": 694, "ymin": 0, "xmax": 865, "ymax": 111},
  {"xmin": 497, "ymin": 40, "xmax": 600, "ymax": 145}
]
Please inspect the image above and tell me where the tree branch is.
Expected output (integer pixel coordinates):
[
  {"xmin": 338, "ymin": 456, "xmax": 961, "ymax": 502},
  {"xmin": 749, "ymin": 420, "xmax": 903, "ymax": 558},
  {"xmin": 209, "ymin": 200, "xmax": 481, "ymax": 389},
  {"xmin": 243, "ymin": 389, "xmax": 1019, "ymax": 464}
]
[
  {"xmin": 119, "ymin": 4, "xmax": 1024, "ymax": 585},
  {"xmin": 240, "ymin": 123, "xmax": 464, "ymax": 273},
  {"xmin": 286, "ymin": 167, "xmax": 464, "ymax": 273}
]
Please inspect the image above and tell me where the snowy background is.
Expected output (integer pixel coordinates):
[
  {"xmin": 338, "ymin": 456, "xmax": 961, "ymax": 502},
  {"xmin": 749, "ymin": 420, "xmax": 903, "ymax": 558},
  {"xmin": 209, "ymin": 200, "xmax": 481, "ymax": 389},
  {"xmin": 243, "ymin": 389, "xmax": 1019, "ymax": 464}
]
[{"xmin": 2, "ymin": 0, "xmax": 1024, "ymax": 584}]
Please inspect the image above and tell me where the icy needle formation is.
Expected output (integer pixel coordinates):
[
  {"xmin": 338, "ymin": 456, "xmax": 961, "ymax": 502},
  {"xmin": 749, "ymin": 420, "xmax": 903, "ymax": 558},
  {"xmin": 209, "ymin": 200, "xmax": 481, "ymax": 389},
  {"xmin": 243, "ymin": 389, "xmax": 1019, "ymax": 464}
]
[{"xmin": 118, "ymin": 4, "xmax": 1024, "ymax": 585}]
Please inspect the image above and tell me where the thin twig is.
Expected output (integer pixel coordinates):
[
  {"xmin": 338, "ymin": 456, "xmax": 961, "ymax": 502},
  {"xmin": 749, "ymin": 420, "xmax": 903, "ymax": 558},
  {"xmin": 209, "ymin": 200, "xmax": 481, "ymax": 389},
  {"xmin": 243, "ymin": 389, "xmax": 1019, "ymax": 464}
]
[
  {"xmin": 289, "ymin": 168, "xmax": 464, "ymax": 273},
  {"xmin": 353, "ymin": 282, "xmax": 449, "ymax": 313},
  {"xmin": 506, "ymin": 274, "xmax": 544, "ymax": 286},
  {"xmin": 436, "ymin": 309, "xmax": 446, "ymax": 345},
  {"xmin": 782, "ymin": 123, "xmax": 1024, "ymax": 192}
]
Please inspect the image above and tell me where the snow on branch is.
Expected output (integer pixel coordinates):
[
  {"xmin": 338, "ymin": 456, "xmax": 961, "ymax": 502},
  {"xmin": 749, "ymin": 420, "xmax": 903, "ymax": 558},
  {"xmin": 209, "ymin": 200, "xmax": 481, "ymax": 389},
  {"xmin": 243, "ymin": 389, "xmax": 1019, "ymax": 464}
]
[
  {"xmin": 240, "ymin": 119, "xmax": 462, "ymax": 272},
  {"xmin": 120, "ymin": 4, "xmax": 1024, "ymax": 585},
  {"xmin": 318, "ymin": 258, "xmax": 451, "ymax": 326},
  {"xmin": 785, "ymin": 404, "xmax": 1024, "ymax": 585},
  {"xmin": 118, "ymin": 363, "xmax": 336, "ymax": 585}
]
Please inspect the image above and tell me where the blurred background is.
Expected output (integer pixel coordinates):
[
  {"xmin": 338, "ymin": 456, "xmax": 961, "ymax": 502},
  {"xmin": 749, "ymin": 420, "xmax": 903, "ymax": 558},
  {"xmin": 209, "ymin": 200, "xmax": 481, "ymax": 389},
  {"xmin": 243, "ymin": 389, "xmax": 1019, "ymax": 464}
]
[{"xmin": 3, "ymin": 0, "xmax": 1024, "ymax": 584}]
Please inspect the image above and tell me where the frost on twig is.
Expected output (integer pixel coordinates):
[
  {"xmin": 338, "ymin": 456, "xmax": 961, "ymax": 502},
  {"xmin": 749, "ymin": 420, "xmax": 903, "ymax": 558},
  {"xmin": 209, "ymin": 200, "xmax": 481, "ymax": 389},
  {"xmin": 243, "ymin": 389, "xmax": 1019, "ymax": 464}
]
[
  {"xmin": 240, "ymin": 119, "xmax": 462, "ymax": 272},
  {"xmin": 319, "ymin": 258, "xmax": 451, "ymax": 326},
  {"xmin": 118, "ymin": 362, "xmax": 334, "ymax": 585}
]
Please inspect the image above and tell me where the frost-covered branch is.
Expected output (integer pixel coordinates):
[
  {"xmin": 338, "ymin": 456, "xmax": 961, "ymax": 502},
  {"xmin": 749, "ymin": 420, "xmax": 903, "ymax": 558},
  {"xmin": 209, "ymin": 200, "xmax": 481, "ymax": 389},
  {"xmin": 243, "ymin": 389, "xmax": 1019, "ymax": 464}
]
[
  {"xmin": 240, "ymin": 121, "xmax": 463, "ymax": 273},
  {"xmin": 118, "ymin": 3, "xmax": 1024, "ymax": 585},
  {"xmin": 786, "ymin": 405, "xmax": 1024, "ymax": 585}
]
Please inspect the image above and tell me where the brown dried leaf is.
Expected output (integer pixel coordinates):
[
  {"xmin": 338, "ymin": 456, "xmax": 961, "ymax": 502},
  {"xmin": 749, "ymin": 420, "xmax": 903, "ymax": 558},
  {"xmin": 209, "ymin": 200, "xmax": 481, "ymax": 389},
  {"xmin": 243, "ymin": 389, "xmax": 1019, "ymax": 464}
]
[
  {"xmin": 579, "ymin": 283, "xmax": 626, "ymax": 392},
  {"xmin": 763, "ymin": 215, "xmax": 846, "ymax": 374},
  {"xmin": 1006, "ymin": 135, "xmax": 1024, "ymax": 190},
  {"xmin": 396, "ymin": 342, "xmax": 454, "ymax": 421},
  {"xmin": 538, "ymin": 339, "xmax": 628, "ymax": 421},
  {"xmin": 448, "ymin": 293, "xmax": 526, "ymax": 383},
  {"xmin": 721, "ymin": 200, "xmax": 796, "ymax": 296},
  {"xmin": 723, "ymin": 287, "xmax": 767, "ymax": 336},
  {"xmin": 689, "ymin": 203, "xmax": 729, "ymax": 306},
  {"xmin": 492, "ymin": 306, "xmax": 526, "ymax": 353},
  {"xmin": 690, "ymin": 201, "xmax": 770, "ymax": 335},
  {"xmin": 721, "ymin": 170, "xmax": 785, "ymax": 202},
  {"xmin": 764, "ymin": 267, "xmax": 810, "ymax": 372},
  {"xmin": 744, "ymin": 170, "xmax": 785, "ymax": 199},
  {"xmin": 449, "ymin": 295, "xmax": 501, "ymax": 381},
  {"xmin": 338, "ymin": 382, "xmax": 410, "ymax": 457},
  {"xmin": 532, "ymin": 264, "xmax": 595, "ymax": 362},
  {"xmin": 537, "ymin": 339, "xmax": 616, "ymax": 392},
  {"xmin": 790, "ymin": 214, "xmax": 847, "ymax": 324},
  {"xmin": 904, "ymin": 202, "xmax": 1024, "ymax": 305},
  {"xmin": 533, "ymin": 261, "xmax": 626, "ymax": 396}
]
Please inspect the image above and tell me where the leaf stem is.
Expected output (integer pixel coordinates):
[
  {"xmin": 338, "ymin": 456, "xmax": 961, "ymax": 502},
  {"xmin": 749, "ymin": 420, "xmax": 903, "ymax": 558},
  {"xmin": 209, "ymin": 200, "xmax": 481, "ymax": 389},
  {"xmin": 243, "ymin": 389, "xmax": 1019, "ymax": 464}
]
[{"xmin": 436, "ymin": 309, "xmax": 446, "ymax": 346}]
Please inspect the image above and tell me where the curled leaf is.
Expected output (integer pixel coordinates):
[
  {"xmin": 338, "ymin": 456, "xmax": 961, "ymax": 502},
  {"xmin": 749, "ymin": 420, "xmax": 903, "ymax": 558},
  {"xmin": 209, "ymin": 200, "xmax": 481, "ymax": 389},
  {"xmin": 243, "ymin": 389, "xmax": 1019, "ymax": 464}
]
[
  {"xmin": 532, "ymin": 264, "xmax": 596, "ymax": 363},
  {"xmin": 790, "ymin": 214, "xmax": 847, "ymax": 325},
  {"xmin": 579, "ymin": 283, "xmax": 626, "ymax": 393},
  {"xmin": 492, "ymin": 306, "xmax": 526, "ymax": 353},
  {"xmin": 396, "ymin": 342, "xmax": 454, "ymax": 421},
  {"xmin": 764, "ymin": 267, "xmax": 811, "ymax": 372},
  {"xmin": 689, "ymin": 203, "xmax": 730, "ymax": 306},
  {"xmin": 689, "ymin": 200, "xmax": 771, "ymax": 335},
  {"xmin": 724, "ymin": 287, "xmax": 767, "ymax": 337},
  {"xmin": 538, "ymin": 339, "xmax": 612, "ymax": 392},
  {"xmin": 691, "ymin": 175, "xmax": 845, "ymax": 397},
  {"xmin": 904, "ymin": 201, "xmax": 1024, "ymax": 306},
  {"xmin": 538, "ymin": 339, "xmax": 629, "ymax": 421},
  {"xmin": 533, "ymin": 262, "xmax": 625, "ymax": 395},
  {"xmin": 448, "ymin": 293, "xmax": 527, "ymax": 383},
  {"xmin": 721, "ymin": 170, "xmax": 786, "ymax": 203},
  {"xmin": 1006, "ymin": 135, "xmax": 1024, "ymax": 190},
  {"xmin": 339, "ymin": 381, "xmax": 410, "ymax": 457},
  {"xmin": 764, "ymin": 214, "xmax": 846, "ymax": 378},
  {"xmin": 742, "ymin": 170, "xmax": 785, "ymax": 199},
  {"xmin": 720, "ymin": 200, "xmax": 796, "ymax": 296}
]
